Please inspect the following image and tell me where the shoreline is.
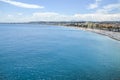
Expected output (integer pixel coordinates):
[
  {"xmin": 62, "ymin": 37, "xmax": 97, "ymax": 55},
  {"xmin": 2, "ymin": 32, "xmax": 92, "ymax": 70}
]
[
  {"xmin": 66, "ymin": 26, "xmax": 120, "ymax": 41},
  {"xmin": 1, "ymin": 23, "xmax": 120, "ymax": 41}
]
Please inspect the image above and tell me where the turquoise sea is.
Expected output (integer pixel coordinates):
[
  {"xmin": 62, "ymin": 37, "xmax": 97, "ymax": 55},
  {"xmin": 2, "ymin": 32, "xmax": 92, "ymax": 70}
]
[{"xmin": 0, "ymin": 24, "xmax": 120, "ymax": 80}]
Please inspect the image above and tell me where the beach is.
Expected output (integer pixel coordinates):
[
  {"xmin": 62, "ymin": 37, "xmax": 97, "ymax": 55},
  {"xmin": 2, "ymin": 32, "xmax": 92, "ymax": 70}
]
[{"xmin": 72, "ymin": 27, "xmax": 120, "ymax": 41}]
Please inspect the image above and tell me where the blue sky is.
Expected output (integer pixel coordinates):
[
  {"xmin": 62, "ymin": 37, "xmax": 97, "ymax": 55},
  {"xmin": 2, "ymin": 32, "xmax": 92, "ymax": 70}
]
[{"xmin": 0, "ymin": 0, "xmax": 120, "ymax": 22}]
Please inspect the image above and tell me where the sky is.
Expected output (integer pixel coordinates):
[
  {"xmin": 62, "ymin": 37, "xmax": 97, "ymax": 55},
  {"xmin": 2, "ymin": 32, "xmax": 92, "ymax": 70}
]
[{"xmin": 0, "ymin": 0, "xmax": 120, "ymax": 22}]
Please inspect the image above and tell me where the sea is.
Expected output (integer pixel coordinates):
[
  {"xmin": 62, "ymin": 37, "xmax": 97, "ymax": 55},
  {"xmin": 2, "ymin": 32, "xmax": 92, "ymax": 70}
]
[{"xmin": 0, "ymin": 24, "xmax": 120, "ymax": 80}]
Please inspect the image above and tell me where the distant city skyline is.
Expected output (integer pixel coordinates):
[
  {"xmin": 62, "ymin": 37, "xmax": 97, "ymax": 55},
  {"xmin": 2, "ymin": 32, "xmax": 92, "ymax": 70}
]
[{"xmin": 0, "ymin": 0, "xmax": 120, "ymax": 22}]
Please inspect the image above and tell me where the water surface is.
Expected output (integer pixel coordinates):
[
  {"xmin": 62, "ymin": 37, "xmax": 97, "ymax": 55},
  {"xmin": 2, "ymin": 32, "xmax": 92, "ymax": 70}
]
[{"xmin": 0, "ymin": 24, "xmax": 120, "ymax": 80}]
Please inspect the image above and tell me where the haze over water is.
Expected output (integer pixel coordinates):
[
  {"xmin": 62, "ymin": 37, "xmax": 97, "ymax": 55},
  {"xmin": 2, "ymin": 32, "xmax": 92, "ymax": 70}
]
[{"xmin": 0, "ymin": 24, "xmax": 120, "ymax": 80}]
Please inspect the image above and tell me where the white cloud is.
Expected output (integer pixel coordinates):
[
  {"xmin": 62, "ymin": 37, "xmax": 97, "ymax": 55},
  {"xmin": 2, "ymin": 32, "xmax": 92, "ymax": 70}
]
[
  {"xmin": 31, "ymin": 12, "xmax": 120, "ymax": 21},
  {"xmin": 32, "ymin": 12, "xmax": 71, "ymax": 21},
  {"xmin": 96, "ymin": 3, "xmax": 120, "ymax": 13},
  {"xmin": 1, "ymin": 12, "xmax": 120, "ymax": 22},
  {"xmin": 74, "ymin": 13, "xmax": 120, "ymax": 21},
  {"xmin": 33, "ymin": 12, "xmax": 60, "ymax": 18},
  {"xmin": 88, "ymin": 0, "xmax": 101, "ymax": 9},
  {"xmin": 0, "ymin": 0, "xmax": 44, "ymax": 9},
  {"xmin": 7, "ymin": 14, "xmax": 13, "ymax": 17},
  {"xmin": 17, "ymin": 13, "xmax": 23, "ymax": 16}
]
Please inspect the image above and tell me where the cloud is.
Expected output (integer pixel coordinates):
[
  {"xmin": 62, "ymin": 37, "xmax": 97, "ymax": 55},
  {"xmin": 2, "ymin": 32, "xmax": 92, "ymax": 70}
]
[
  {"xmin": 31, "ymin": 12, "xmax": 120, "ymax": 21},
  {"xmin": 7, "ymin": 14, "xmax": 13, "ymax": 17},
  {"xmin": 96, "ymin": 3, "xmax": 120, "ymax": 13},
  {"xmin": 0, "ymin": 0, "xmax": 44, "ymax": 9},
  {"xmin": 88, "ymin": 0, "xmax": 101, "ymax": 9},
  {"xmin": 32, "ymin": 12, "xmax": 77, "ymax": 21},
  {"xmin": 33, "ymin": 12, "xmax": 60, "ymax": 18},
  {"xmin": 1, "ymin": 12, "xmax": 120, "ymax": 22},
  {"xmin": 74, "ymin": 13, "xmax": 120, "ymax": 21},
  {"xmin": 32, "ymin": 12, "xmax": 71, "ymax": 21},
  {"xmin": 17, "ymin": 13, "xmax": 23, "ymax": 16}
]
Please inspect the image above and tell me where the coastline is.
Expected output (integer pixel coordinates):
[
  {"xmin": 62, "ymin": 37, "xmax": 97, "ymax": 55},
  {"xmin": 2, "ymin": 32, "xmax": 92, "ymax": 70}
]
[
  {"xmin": 1, "ymin": 23, "xmax": 120, "ymax": 41},
  {"xmin": 48, "ymin": 24, "xmax": 120, "ymax": 41},
  {"xmin": 66, "ymin": 26, "xmax": 120, "ymax": 41}
]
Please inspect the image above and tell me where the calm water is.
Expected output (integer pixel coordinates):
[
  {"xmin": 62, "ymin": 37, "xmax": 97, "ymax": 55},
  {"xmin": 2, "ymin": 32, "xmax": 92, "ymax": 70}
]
[{"xmin": 0, "ymin": 24, "xmax": 120, "ymax": 80}]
